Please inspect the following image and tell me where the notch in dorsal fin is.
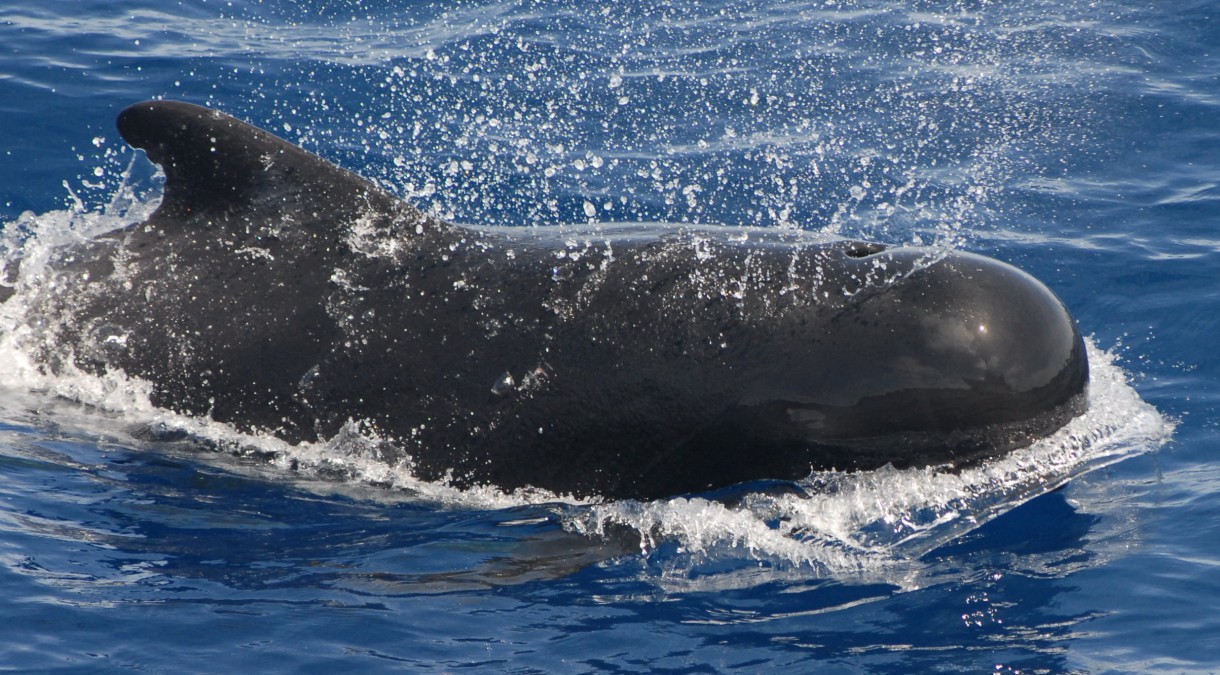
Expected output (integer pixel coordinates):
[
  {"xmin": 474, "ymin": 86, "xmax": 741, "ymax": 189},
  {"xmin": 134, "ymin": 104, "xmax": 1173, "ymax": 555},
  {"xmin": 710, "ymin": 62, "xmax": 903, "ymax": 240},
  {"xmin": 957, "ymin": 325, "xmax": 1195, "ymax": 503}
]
[{"xmin": 116, "ymin": 100, "xmax": 415, "ymax": 235}]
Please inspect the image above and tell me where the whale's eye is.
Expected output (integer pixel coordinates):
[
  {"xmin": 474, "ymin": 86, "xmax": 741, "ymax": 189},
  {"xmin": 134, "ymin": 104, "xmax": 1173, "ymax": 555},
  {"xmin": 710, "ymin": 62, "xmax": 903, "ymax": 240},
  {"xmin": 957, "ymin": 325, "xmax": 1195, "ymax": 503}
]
[{"xmin": 843, "ymin": 242, "xmax": 887, "ymax": 258}]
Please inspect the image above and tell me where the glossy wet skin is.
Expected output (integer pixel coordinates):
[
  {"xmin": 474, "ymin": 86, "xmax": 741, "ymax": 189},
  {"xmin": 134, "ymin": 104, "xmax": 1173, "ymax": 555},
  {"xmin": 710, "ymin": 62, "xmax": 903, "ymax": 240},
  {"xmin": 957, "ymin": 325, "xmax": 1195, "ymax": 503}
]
[
  {"xmin": 760, "ymin": 248, "xmax": 1087, "ymax": 439},
  {"xmin": 711, "ymin": 248, "xmax": 1088, "ymax": 485},
  {"xmin": 14, "ymin": 101, "xmax": 1088, "ymax": 499}
]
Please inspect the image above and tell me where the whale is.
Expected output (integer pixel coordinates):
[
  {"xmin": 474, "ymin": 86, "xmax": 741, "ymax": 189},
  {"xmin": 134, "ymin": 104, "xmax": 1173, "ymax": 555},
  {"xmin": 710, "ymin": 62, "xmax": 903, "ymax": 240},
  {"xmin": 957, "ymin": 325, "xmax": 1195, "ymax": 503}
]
[{"xmin": 5, "ymin": 100, "xmax": 1088, "ymax": 500}]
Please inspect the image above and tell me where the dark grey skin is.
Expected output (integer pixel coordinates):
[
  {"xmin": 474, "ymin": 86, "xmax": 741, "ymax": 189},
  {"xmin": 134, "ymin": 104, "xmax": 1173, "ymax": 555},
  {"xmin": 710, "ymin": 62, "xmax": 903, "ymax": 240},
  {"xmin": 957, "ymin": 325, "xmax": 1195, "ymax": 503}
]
[{"xmin": 12, "ymin": 101, "xmax": 1088, "ymax": 500}]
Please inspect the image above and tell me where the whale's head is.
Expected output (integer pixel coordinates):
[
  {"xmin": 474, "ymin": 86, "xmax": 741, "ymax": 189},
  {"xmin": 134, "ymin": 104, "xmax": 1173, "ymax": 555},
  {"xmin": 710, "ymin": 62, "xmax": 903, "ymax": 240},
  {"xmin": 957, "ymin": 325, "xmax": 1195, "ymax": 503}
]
[{"xmin": 675, "ymin": 244, "xmax": 1089, "ymax": 491}]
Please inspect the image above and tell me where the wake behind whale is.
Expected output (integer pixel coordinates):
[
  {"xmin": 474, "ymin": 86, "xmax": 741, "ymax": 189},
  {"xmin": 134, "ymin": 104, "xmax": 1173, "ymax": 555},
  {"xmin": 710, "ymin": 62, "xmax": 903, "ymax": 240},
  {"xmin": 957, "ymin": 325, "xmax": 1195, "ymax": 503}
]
[{"xmin": 1, "ymin": 101, "xmax": 1089, "ymax": 501}]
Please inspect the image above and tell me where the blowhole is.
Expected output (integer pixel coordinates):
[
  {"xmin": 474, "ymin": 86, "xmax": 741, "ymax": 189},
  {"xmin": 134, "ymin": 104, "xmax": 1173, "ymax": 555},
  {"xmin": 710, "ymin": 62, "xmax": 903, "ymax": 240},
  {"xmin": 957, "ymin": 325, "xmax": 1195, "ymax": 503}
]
[{"xmin": 844, "ymin": 242, "xmax": 887, "ymax": 258}]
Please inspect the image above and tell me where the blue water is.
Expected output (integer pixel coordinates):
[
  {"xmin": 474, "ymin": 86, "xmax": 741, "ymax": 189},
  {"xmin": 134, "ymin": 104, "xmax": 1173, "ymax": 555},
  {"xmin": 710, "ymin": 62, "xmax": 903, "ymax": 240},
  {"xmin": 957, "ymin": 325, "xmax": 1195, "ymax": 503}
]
[{"xmin": 0, "ymin": 0, "xmax": 1215, "ymax": 672}]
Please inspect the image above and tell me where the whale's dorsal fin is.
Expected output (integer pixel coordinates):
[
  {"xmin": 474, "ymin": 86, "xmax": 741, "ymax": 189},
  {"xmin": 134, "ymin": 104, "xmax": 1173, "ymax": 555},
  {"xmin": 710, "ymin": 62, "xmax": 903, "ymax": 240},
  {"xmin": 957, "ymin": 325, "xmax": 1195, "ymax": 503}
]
[{"xmin": 116, "ymin": 100, "xmax": 421, "ymax": 236}]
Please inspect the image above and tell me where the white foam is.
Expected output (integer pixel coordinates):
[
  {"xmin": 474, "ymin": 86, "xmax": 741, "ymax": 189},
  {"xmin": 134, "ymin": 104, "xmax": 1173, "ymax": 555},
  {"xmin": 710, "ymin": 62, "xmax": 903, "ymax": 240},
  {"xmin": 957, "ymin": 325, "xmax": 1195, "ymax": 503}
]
[
  {"xmin": 0, "ymin": 157, "xmax": 161, "ymax": 412},
  {"xmin": 567, "ymin": 342, "xmax": 1171, "ymax": 574}
]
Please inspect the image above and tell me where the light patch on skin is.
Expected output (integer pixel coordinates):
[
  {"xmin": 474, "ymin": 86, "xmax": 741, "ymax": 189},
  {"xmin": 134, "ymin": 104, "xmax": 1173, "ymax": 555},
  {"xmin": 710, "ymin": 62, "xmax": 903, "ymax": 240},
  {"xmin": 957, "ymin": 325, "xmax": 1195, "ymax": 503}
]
[
  {"xmin": 344, "ymin": 211, "xmax": 410, "ymax": 260},
  {"xmin": 329, "ymin": 268, "xmax": 369, "ymax": 292},
  {"xmin": 542, "ymin": 237, "xmax": 617, "ymax": 322},
  {"xmin": 234, "ymin": 246, "xmax": 275, "ymax": 261}
]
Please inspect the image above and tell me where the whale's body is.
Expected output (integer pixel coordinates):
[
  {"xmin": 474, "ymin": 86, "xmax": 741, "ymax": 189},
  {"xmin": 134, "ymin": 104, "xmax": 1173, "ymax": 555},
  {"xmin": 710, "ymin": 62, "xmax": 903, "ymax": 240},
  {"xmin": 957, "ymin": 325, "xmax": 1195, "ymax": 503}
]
[{"xmin": 9, "ymin": 101, "xmax": 1088, "ymax": 499}]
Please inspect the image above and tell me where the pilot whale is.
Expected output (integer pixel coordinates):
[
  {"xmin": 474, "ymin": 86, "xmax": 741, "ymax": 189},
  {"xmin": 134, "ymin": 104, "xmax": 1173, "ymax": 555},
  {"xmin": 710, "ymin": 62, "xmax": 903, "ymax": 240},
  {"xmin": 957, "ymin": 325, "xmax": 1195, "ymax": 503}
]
[{"xmin": 6, "ymin": 100, "xmax": 1088, "ymax": 499}]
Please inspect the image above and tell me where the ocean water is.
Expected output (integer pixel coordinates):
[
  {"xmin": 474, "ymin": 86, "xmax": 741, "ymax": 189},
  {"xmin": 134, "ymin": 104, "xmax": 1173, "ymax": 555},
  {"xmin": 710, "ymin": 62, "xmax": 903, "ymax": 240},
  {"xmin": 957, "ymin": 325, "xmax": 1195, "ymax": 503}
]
[{"xmin": 0, "ymin": 0, "xmax": 1214, "ymax": 672}]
